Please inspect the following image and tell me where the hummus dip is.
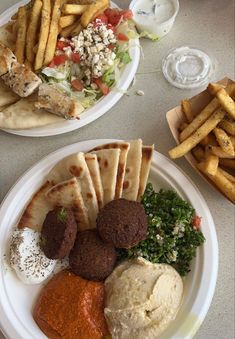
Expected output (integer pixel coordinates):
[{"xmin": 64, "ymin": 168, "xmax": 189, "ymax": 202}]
[{"xmin": 104, "ymin": 257, "xmax": 183, "ymax": 339}]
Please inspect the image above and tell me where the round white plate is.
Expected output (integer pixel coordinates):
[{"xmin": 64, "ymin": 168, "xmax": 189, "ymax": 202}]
[
  {"xmin": 0, "ymin": 2, "xmax": 140, "ymax": 137},
  {"xmin": 0, "ymin": 139, "xmax": 218, "ymax": 339}
]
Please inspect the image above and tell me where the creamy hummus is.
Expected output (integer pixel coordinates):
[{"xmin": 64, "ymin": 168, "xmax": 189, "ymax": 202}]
[{"xmin": 104, "ymin": 257, "xmax": 183, "ymax": 339}]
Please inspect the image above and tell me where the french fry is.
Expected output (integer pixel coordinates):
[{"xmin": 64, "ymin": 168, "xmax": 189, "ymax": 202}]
[
  {"xmin": 15, "ymin": 6, "xmax": 27, "ymax": 64},
  {"xmin": 207, "ymin": 83, "xmax": 225, "ymax": 96},
  {"xmin": 179, "ymin": 98, "xmax": 221, "ymax": 142},
  {"xmin": 192, "ymin": 146, "xmax": 205, "ymax": 162},
  {"xmin": 59, "ymin": 15, "xmax": 77, "ymax": 28},
  {"xmin": 26, "ymin": 0, "xmax": 42, "ymax": 64},
  {"xmin": 60, "ymin": 20, "xmax": 80, "ymax": 37},
  {"xmin": 203, "ymin": 154, "xmax": 219, "ymax": 176},
  {"xmin": 62, "ymin": 4, "xmax": 88, "ymax": 15},
  {"xmin": 215, "ymin": 88, "xmax": 235, "ymax": 119},
  {"xmin": 213, "ymin": 127, "xmax": 234, "ymax": 156},
  {"xmin": 219, "ymin": 159, "xmax": 235, "ymax": 169},
  {"xmin": 11, "ymin": 12, "xmax": 18, "ymax": 20},
  {"xmin": 181, "ymin": 99, "xmax": 194, "ymax": 123},
  {"xmin": 69, "ymin": 0, "xmax": 96, "ymax": 4},
  {"xmin": 230, "ymin": 136, "xmax": 235, "ymax": 148},
  {"xmin": 179, "ymin": 121, "xmax": 188, "ymax": 132},
  {"xmin": 219, "ymin": 119, "xmax": 235, "ymax": 136},
  {"xmin": 200, "ymin": 133, "xmax": 217, "ymax": 147},
  {"xmin": 44, "ymin": 0, "xmax": 61, "ymax": 66},
  {"xmin": 80, "ymin": 0, "xmax": 109, "ymax": 27},
  {"xmin": 70, "ymin": 22, "xmax": 83, "ymax": 36},
  {"xmin": 208, "ymin": 145, "xmax": 235, "ymax": 158},
  {"xmin": 197, "ymin": 163, "xmax": 235, "ymax": 203},
  {"xmin": 218, "ymin": 168, "xmax": 235, "ymax": 183},
  {"xmin": 35, "ymin": 0, "xmax": 51, "ymax": 70},
  {"xmin": 169, "ymin": 109, "xmax": 225, "ymax": 159}
]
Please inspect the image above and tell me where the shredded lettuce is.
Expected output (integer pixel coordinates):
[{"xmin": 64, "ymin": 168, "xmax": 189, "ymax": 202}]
[{"xmin": 102, "ymin": 67, "xmax": 115, "ymax": 87}]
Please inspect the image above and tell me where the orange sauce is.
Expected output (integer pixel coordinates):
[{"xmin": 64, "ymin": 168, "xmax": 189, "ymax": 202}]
[{"xmin": 33, "ymin": 270, "xmax": 109, "ymax": 339}]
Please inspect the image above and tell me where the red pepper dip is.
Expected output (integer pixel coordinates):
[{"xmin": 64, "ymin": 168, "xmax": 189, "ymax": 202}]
[{"xmin": 33, "ymin": 269, "xmax": 109, "ymax": 339}]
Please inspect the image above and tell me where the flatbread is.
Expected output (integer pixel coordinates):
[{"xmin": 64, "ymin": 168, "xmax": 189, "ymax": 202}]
[
  {"xmin": 0, "ymin": 93, "xmax": 63, "ymax": 129},
  {"xmin": 18, "ymin": 181, "xmax": 53, "ymax": 231},
  {"xmin": 0, "ymin": 23, "xmax": 15, "ymax": 51},
  {"xmin": 47, "ymin": 152, "xmax": 98, "ymax": 228},
  {"xmin": 137, "ymin": 144, "xmax": 154, "ymax": 201},
  {"xmin": 0, "ymin": 79, "xmax": 20, "ymax": 108},
  {"xmin": 122, "ymin": 139, "xmax": 143, "ymax": 201},
  {"xmin": 90, "ymin": 142, "xmax": 130, "ymax": 199},
  {"xmin": 92, "ymin": 149, "xmax": 120, "ymax": 205},
  {"xmin": 85, "ymin": 153, "xmax": 104, "ymax": 210},
  {"xmin": 46, "ymin": 177, "xmax": 89, "ymax": 231}
]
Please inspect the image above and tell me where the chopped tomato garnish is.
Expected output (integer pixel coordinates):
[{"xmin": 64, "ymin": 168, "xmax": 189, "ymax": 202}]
[
  {"xmin": 71, "ymin": 52, "xmax": 80, "ymax": 63},
  {"xmin": 49, "ymin": 54, "xmax": 68, "ymax": 67},
  {"xmin": 56, "ymin": 40, "xmax": 70, "ymax": 50},
  {"xmin": 117, "ymin": 33, "xmax": 129, "ymax": 41},
  {"xmin": 95, "ymin": 13, "xmax": 108, "ymax": 24},
  {"xmin": 93, "ymin": 78, "xmax": 110, "ymax": 95},
  {"xmin": 121, "ymin": 9, "xmax": 133, "ymax": 20},
  {"xmin": 104, "ymin": 8, "xmax": 122, "ymax": 26},
  {"xmin": 108, "ymin": 43, "xmax": 115, "ymax": 50},
  {"xmin": 71, "ymin": 79, "xmax": 84, "ymax": 91},
  {"xmin": 192, "ymin": 215, "xmax": 202, "ymax": 229}
]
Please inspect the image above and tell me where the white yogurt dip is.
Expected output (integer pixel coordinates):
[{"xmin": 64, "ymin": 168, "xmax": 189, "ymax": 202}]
[
  {"xmin": 130, "ymin": 0, "xmax": 179, "ymax": 39},
  {"xmin": 162, "ymin": 46, "xmax": 214, "ymax": 89},
  {"xmin": 10, "ymin": 228, "xmax": 56, "ymax": 284}
]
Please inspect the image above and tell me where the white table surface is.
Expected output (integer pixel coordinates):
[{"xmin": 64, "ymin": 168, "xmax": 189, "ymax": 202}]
[{"xmin": 0, "ymin": 0, "xmax": 234, "ymax": 338}]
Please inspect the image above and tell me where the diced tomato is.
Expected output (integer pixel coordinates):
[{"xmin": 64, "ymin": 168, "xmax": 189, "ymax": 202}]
[
  {"xmin": 95, "ymin": 13, "xmax": 108, "ymax": 24},
  {"xmin": 192, "ymin": 215, "xmax": 202, "ymax": 229},
  {"xmin": 71, "ymin": 79, "xmax": 84, "ymax": 91},
  {"xmin": 120, "ymin": 9, "xmax": 133, "ymax": 20},
  {"xmin": 108, "ymin": 43, "xmax": 115, "ymax": 50},
  {"xmin": 56, "ymin": 40, "xmax": 70, "ymax": 50},
  {"xmin": 104, "ymin": 8, "xmax": 122, "ymax": 26},
  {"xmin": 107, "ymin": 23, "xmax": 115, "ymax": 32},
  {"xmin": 93, "ymin": 78, "xmax": 110, "ymax": 95},
  {"xmin": 71, "ymin": 52, "xmax": 80, "ymax": 63},
  {"xmin": 49, "ymin": 54, "xmax": 68, "ymax": 67},
  {"xmin": 117, "ymin": 33, "xmax": 129, "ymax": 41}
]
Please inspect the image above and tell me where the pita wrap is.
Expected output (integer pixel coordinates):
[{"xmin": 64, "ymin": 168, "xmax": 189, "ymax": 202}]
[
  {"xmin": 0, "ymin": 93, "xmax": 63, "ymax": 130},
  {"xmin": 90, "ymin": 141, "xmax": 130, "ymax": 199},
  {"xmin": 85, "ymin": 153, "xmax": 104, "ymax": 210},
  {"xmin": 0, "ymin": 79, "xmax": 20, "ymax": 108},
  {"xmin": 47, "ymin": 152, "xmax": 98, "ymax": 228},
  {"xmin": 18, "ymin": 181, "xmax": 53, "ymax": 231},
  {"xmin": 92, "ymin": 148, "xmax": 120, "ymax": 205},
  {"xmin": 122, "ymin": 139, "xmax": 143, "ymax": 201},
  {"xmin": 0, "ymin": 24, "xmax": 15, "ymax": 50},
  {"xmin": 137, "ymin": 144, "xmax": 154, "ymax": 201},
  {"xmin": 46, "ymin": 177, "xmax": 90, "ymax": 231}
]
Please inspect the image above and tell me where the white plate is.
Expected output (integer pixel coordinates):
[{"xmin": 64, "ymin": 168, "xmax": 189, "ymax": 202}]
[
  {"xmin": 0, "ymin": 1, "xmax": 140, "ymax": 137},
  {"xmin": 0, "ymin": 139, "xmax": 218, "ymax": 339}
]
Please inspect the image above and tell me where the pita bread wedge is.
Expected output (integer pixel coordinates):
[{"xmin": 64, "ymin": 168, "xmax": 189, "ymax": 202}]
[
  {"xmin": 46, "ymin": 177, "xmax": 90, "ymax": 231},
  {"xmin": 0, "ymin": 79, "xmax": 20, "ymax": 108},
  {"xmin": 85, "ymin": 153, "xmax": 104, "ymax": 210},
  {"xmin": 18, "ymin": 181, "xmax": 53, "ymax": 231},
  {"xmin": 47, "ymin": 152, "xmax": 98, "ymax": 228},
  {"xmin": 122, "ymin": 139, "xmax": 143, "ymax": 201},
  {"xmin": 137, "ymin": 144, "xmax": 154, "ymax": 201},
  {"xmin": 92, "ymin": 148, "xmax": 121, "ymax": 205},
  {"xmin": 0, "ymin": 93, "xmax": 63, "ymax": 130},
  {"xmin": 0, "ymin": 24, "xmax": 15, "ymax": 50},
  {"xmin": 90, "ymin": 142, "xmax": 130, "ymax": 199}
]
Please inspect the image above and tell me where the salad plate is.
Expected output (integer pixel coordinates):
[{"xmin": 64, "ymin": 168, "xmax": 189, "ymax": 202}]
[
  {"xmin": 0, "ymin": 1, "xmax": 140, "ymax": 137},
  {"xmin": 0, "ymin": 139, "xmax": 218, "ymax": 339}
]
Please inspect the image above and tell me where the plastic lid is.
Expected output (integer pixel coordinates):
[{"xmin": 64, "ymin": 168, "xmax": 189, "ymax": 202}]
[{"xmin": 162, "ymin": 46, "xmax": 214, "ymax": 89}]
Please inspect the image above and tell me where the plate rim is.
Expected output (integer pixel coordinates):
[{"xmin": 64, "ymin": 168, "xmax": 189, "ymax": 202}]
[
  {"xmin": 0, "ymin": 1, "xmax": 140, "ymax": 137},
  {"xmin": 0, "ymin": 139, "xmax": 218, "ymax": 339}
]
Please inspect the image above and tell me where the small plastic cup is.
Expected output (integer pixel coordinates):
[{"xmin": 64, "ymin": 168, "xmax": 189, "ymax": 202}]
[{"xmin": 129, "ymin": 0, "xmax": 179, "ymax": 39}]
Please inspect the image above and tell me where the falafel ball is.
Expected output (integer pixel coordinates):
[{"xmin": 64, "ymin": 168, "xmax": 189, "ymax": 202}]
[
  {"xmin": 69, "ymin": 229, "xmax": 117, "ymax": 281},
  {"xmin": 41, "ymin": 207, "xmax": 77, "ymax": 259},
  {"xmin": 97, "ymin": 199, "xmax": 148, "ymax": 248}
]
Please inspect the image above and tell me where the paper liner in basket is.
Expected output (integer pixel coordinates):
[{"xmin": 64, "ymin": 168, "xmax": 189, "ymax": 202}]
[{"xmin": 166, "ymin": 77, "xmax": 235, "ymax": 204}]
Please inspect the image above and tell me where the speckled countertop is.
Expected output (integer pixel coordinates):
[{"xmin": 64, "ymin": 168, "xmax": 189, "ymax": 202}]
[{"xmin": 0, "ymin": 0, "xmax": 234, "ymax": 338}]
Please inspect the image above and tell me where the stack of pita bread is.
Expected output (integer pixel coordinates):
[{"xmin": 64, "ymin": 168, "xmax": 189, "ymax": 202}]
[{"xmin": 18, "ymin": 139, "xmax": 154, "ymax": 232}]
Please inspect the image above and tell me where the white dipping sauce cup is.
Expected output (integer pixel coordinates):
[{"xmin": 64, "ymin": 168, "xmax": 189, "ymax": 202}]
[{"xmin": 130, "ymin": 0, "xmax": 179, "ymax": 39}]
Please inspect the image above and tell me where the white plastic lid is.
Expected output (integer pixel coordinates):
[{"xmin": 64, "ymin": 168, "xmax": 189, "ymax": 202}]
[{"xmin": 162, "ymin": 46, "xmax": 214, "ymax": 89}]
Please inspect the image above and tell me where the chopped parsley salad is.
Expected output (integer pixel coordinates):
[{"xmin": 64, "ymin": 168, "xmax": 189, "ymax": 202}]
[
  {"xmin": 40, "ymin": 8, "xmax": 137, "ymax": 109},
  {"xmin": 119, "ymin": 183, "xmax": 205, "ymax": 276}
]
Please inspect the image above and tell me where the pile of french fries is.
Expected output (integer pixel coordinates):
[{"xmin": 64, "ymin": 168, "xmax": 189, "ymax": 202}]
[
  {"xmin": 8, "ymin": 0, "xmax": 109, "ymax": 71},
  {"xmin": 169, "ymin": 81, "xmax": 235, "ymax": 203}
]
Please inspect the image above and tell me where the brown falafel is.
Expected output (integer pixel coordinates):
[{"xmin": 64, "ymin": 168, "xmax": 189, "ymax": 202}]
[
  {"xmin": 69, "ymin": 229, "xmax": 117, "ymax": 281},
  {"xmin": 96, "ymin": 199, "xmax": 148, "ymax": 248},
  {"xmin": 41, "ymin": 207, "xmax": 77, "ymax": 259}
]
